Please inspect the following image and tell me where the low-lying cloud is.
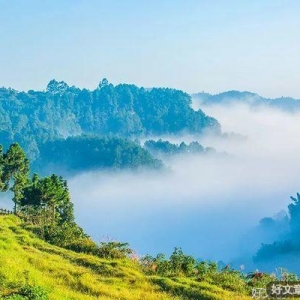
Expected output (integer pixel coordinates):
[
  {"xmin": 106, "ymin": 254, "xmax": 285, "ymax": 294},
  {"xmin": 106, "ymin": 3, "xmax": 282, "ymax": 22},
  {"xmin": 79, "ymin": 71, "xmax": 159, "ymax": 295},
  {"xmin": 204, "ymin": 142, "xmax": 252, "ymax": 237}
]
[{"xmin": 68, "ymin": 100, "xmax": 300, "ymax": 269}]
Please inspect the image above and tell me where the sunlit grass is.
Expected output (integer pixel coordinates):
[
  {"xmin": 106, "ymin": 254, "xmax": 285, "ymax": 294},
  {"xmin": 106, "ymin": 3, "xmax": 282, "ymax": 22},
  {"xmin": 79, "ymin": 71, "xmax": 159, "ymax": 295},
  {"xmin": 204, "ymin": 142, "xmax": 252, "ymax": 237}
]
[{"xmin": 0, "ymin": 215, "xmax": 251, "ymax": 299}]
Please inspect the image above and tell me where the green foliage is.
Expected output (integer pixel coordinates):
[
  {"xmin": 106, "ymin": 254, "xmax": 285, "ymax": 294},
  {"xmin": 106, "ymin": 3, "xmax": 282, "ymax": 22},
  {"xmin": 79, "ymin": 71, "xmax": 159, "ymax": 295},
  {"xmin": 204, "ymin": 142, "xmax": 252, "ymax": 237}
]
[
  {"xmin": 0, "ymin": 214, "xmax": 252, "ymax": 300},
  {"xmin": 3, "ymin": 284, "xmax": 49, "ymax": 300},
  {"xmin": 144, "ymin": 139, "xmax": 209, "ymax": 156},
  {"xmin": 65, "ymin": 238, "xmax": 98, "ymax": 254},
  {"xmin": 42, "ymin": 222, "xmax": 87, "ymax": 248},
  {"xmin": 150, "ymin": 276, "xmax": 250, "ymax": 300},
  {"xmin": 210, "ymin": 270, "xmax": 246, "ymax": 293},
  {"xmin": 195, "ymin": 261, "xmax": 218, "ymax": 280},
  {"xmin": 169, "ymin": 248, "xmax": 196, "ymax": 276},
  {"xmin": 245, "ymin": 272, "xmax": 275, "ymax": 291},
  {"xmin": 0, "ymin": 82, "xmax": 220, "ymax": 160},
  {"xmin": 0, "ymin": 143, "xmax": 135, "ymax": 260},
  {"xmin": 0, "ymin": 215, "xmax": 180, "ymax": 300},
  {"xmin": 0, "ymin": 145, "xmax": 7, "ymax": 191},
  {"xmin": 141, "ymin": 248, "xmax": 215, "ymax": 278},
  {"xmin": 2, "ymin": 143, "xmax": 29, "ymax": 213},
  {"xmin": 18, "ymin": 173, "xmax": 88, "ymax": 250},
  {"xmin": 0, "ymin": 81, "xmax": 220, "ymax": 173},
  {"xmin": 34, "ymin": 136, "xmax": 163, "ymax": 174},
  {"xmin": 96, "ymin": 241, "xmax": 133, "ymax": 259},
  {"xmin": 20, "ymin": 174, "xmax": 74, "ymax": 224},
  {"xmin": 141, "ymin": 248, "xmax": 251, "ymax": 298},
  {"xmin": 55, "ymin": 236, "xmax": 133, "ymax": 259}
]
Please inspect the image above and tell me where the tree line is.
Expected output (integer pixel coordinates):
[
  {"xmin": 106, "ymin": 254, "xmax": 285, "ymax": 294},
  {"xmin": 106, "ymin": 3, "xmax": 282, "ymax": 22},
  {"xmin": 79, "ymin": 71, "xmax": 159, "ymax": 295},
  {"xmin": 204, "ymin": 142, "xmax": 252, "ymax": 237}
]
[
  {"xmin": 0, "ymin": 142, "xmax": 143, "ymax": 258},
  {"xmin": 0, "ymin": 80, "xmax": 220, "ymax": 160},
  {"xmin": 33, "ymin": 135, "xmax": 163, "ymax": 175},
  {"xmin": 144, "ymin": 139, "xmax": 216, "ymax": 156},
  {"xmin": 0, "ymin": 143, "xmax": 87, "ymax": 246}
]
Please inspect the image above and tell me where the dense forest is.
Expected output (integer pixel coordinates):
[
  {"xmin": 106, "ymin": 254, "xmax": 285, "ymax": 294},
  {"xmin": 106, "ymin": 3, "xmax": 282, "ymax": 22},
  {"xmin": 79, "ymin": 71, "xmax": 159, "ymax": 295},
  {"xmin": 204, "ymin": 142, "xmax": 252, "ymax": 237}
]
[
  {"xmin": 0, "ymin": 79, "xmax": 220, "ymax": 161},
  {"xmin": 144, "ymin": 139, "xmax": 215, "ymax": 156},
  {"xmin": 33, "ymin": 136, "xmax": 162, "ymax": 175}
]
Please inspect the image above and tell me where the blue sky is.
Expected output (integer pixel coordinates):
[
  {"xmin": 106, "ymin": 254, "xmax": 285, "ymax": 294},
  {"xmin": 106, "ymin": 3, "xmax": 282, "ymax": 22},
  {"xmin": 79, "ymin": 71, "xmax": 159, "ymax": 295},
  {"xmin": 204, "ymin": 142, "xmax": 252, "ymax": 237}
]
[{"xmin": 0, "ymin": 0, "xmax": 300, "ymax": 97}]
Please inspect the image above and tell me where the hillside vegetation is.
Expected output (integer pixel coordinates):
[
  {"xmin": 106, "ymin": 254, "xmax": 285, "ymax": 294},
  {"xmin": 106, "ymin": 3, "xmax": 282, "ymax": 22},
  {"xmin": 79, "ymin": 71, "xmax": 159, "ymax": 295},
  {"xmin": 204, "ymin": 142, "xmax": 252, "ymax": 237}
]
[
  {"xmin": 33, "ymin": 136, "xmax": 163, "ymax": 175},
  {"xmin": 0, "ymin": 215, "xmax": 252, "ymax": 300},
  {"xmin": 0, "ymin": 80, "xmax": 220, "ymax": 160},
  {"xmin": 0, "ymin": 142, "xmax": 267, "ymax": 300}
]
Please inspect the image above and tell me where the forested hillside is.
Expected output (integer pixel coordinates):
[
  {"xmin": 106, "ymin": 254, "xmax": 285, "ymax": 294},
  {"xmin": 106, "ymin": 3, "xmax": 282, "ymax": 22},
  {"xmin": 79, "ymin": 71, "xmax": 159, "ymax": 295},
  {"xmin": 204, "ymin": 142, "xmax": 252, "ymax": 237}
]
[
  {"xmin": 0, "ymin": 142, "xmax": 254, "ymax": 300},
  {"xmin": 0, "ymin": 79, "xmax": 220, "ymax": 160},
  {"xmin": 33, "ymin": 136, "xmax": 162, "ymax": 175}
]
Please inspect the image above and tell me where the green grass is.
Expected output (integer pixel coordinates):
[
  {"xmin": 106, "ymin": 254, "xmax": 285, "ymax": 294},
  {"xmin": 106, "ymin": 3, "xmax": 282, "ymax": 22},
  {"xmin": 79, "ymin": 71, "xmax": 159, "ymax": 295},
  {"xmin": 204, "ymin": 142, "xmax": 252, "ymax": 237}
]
[
  {"xmin": 150, "ymin": 276, "xmax": 251, "ymax": 300},
  {"xmin": 0, "ymin": 215, "xmax": 252, "ymax": 299}
]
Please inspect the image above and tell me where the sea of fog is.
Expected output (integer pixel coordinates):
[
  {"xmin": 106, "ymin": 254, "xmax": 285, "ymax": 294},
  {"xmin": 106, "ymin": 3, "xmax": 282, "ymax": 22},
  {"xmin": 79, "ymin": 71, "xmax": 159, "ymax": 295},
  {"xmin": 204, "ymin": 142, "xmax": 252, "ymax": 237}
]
[{"xmin": 68, "ymin": 101, "xmax": 300, "ymax": 268}]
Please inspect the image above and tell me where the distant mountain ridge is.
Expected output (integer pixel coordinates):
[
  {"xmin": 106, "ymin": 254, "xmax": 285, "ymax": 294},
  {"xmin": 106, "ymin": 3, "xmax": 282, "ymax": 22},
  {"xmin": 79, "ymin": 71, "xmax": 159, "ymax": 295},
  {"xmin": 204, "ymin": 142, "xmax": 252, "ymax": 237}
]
[
  {"xmin": 0, "ymin": 79, "xmax": 220, "ymax": 159},
  {"xmin": 193, "ymin": 90, "xmax": 300, "ymax": 111}
]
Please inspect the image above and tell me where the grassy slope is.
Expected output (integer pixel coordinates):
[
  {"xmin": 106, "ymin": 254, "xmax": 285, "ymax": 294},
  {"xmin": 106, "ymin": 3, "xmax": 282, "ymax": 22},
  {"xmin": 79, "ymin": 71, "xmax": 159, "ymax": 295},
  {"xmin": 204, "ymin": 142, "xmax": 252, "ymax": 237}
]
[{"xmin": 0, "ymin": 216, "xmax": 251, "ymax": 300}]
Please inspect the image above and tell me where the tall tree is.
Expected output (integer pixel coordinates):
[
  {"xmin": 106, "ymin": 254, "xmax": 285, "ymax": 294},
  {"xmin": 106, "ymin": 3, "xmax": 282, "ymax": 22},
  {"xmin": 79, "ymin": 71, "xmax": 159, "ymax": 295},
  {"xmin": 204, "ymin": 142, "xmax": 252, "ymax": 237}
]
[
  {"xmin": 3, "ymin": 143, "xmax": 29, "ymax": 213},
  {"xmin": 21, "ymin": 174, "xmax": 74, "ymax": 224},
  {"xmin": 0, "ymin": 145, "xmax": 8, "ymax": 191}
]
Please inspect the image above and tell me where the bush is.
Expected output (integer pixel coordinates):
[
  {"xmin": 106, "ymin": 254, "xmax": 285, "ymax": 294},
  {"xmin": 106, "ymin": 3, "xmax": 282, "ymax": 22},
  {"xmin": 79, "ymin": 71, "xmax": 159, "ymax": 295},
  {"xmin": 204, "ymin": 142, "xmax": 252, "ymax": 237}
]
[
  {"xmin": 42, "ymin": 222, "xmax": 87, "ymax": 248},
  {"xmin": 96, "ymin": 241, "xmax": 133, "ymax": 259},
  {"xmin": 211, "ymin": 271, "xmax": 247, "ymax": 293},
  {"xmin": 141, "ymin": 248, "xmax": 198, "ymax": 277},
  {"xmin": 66, "ymin": 238, "xmax": 98, "ymax": 254},
  {"xmin": 3, "ymin": 284, "xmax": 48, "ymax": 300}
]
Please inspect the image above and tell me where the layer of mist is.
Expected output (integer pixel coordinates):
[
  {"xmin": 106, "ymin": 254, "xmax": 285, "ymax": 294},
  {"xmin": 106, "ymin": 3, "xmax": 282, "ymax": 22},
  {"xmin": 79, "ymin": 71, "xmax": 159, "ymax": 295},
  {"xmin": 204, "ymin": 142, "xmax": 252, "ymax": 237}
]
[{"xmin": 68, "ymin": 100, "xmax": 300, "ymax": 271}]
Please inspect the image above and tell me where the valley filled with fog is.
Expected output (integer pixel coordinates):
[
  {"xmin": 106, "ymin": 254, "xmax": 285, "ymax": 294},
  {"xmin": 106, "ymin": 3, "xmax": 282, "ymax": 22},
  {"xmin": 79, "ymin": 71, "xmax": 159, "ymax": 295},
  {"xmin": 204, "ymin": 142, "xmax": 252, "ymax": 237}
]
[
  {"xmin": 68, "ymin": 99, "xmax": 300, "ymax": 269},
  {"xmin": 2, "ymin": 2, "xmax": 300, "ymax": 298}
]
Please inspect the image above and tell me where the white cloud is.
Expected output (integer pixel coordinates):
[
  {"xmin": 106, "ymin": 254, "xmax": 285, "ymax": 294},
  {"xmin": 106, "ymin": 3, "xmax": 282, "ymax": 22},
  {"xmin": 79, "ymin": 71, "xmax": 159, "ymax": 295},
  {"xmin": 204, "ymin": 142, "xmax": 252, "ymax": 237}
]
[{"xmin": 68, "ymin": 101, "xmax": 300, "ymax": 265}]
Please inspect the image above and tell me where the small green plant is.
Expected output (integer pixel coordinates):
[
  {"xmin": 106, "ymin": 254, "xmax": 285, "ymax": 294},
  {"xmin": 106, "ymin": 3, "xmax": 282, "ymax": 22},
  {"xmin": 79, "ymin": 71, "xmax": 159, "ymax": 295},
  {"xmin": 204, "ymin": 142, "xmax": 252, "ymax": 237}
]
[
  {"xmin": 97, "ymin": 241, "xmax": 133, "ymax": 259},
  {"xmin": 3, "ymin": 284, "xmax": 49, "ymax": 300}
]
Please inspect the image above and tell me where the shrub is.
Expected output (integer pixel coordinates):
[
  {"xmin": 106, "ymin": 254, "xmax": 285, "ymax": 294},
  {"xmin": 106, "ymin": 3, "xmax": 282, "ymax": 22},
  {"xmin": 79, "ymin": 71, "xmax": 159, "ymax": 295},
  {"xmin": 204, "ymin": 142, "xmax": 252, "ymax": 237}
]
[
  {"xmin": 66, "ymin": 238, "xmax": 98, "ymax": 254},
  {"xmin": 96, "ymin": 241, "xmax": 133, "ymax": 259},
  {"xmin": 3, "ymin": 284, "xmax": 48, "ymax": 300}
]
